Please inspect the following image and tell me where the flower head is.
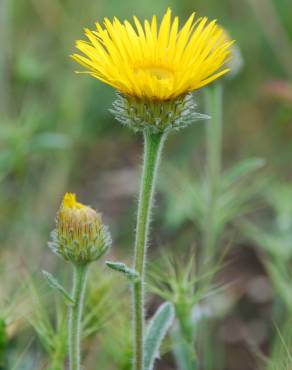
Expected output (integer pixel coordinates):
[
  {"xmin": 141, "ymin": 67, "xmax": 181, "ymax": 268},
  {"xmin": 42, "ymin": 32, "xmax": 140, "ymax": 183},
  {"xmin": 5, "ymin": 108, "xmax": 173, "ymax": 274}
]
[
  {"xmin": 49, "ymin": 193, "xmax": 111, "ymax": 265},
  {"xmin": 72, "ymin": 8, "xmax": 233, "ymax": 102}
]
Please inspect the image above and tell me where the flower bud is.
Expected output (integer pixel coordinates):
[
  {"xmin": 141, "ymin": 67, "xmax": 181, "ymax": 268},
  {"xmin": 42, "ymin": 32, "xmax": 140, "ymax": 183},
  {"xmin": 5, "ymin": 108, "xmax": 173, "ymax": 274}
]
[{"xmin": 49, "ymin": 193, "xmax": 111, "ymax": 265}]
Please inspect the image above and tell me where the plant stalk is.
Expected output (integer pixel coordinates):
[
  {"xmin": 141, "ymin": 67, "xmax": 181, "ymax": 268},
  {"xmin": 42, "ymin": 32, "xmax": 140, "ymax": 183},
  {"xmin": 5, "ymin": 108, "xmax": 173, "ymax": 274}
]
[
  {"xmin": 0, "ymin": 318, "xmax": 6, "ymax": 370},
  {"xmin": 133, "ymin": 130, "xmax": 167, "ymax": 370},
  {"xmin": 50, "ymin": 355, "xmax": 65, "ymax": 370},
  {"xmin": 0, "ymin": 0, "xmax": 10, "ymax": 113},
  {"xmin": 175, "ymin": 302, "xmax": 197, "ymax": 370},
  {"xmin": 202, "ymin": 83, "xmax": 223, "ymax": 268},
  {"xmin": 68, "ymin": 264, "xmax": 88, "ymax": 370},
  {"xmin": 200, "ymin": 83, "xmax": 224, "ymax": 370}
]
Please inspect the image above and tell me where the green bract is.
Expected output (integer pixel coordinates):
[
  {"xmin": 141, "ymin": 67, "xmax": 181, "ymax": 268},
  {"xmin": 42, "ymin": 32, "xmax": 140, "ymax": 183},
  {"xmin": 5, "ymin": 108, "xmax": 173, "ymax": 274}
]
[
  {"xmin": 49, "ymin": 224, "xmax": 111, "ymax": 265},
  {"xmin": 110, "ymin": 93, "xmax": 209, "ymax": 134}
]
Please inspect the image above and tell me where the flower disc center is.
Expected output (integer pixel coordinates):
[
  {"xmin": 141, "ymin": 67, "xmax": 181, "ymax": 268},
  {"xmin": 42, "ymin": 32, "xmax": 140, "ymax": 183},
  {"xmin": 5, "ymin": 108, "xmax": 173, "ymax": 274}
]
[{"xmin": 134, "ymin": 64, "xmax": 174, "ymax": 80}]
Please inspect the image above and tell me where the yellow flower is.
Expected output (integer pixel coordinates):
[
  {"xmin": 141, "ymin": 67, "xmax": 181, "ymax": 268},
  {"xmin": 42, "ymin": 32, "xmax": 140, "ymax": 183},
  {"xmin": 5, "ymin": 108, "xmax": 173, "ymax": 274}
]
[
  {"xmin": 61, "ymin": 192, "xmax": 84, "ymax": 209},
  {"xmin": 49, "ymin": 193, "xmax": 111, "ymax": 264},
  {"xmin": 72, "ymin": 8, "xmax": 233, "ymax": 101}
]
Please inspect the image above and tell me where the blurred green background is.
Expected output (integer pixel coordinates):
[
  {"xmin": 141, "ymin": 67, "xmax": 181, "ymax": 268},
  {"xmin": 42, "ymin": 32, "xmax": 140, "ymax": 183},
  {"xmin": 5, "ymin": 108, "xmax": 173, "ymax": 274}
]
[{"xmin": 0, "ymin": 0, "xmax": 292, "ymax": 369}]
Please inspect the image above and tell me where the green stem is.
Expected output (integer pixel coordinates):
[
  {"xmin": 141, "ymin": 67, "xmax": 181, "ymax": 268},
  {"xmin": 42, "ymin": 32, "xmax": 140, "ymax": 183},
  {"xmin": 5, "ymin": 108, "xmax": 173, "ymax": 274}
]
[
  {"xmin": 0, "ymin": 319, "xmax": 6, "ymax": 370},
  {"xmin": 0, "ymin": 0, "xmax": 10, "ymax": 113},
  {"xmin": 133, "ymin": 130, "xmax": 167, "ymax": 370},
  {"xmin": 175, "ymin": 303, "xmax": 197, "ymax": 370},
  {"xmin": 49, "ymin": 355, "xmax": 65, "ymax": 370},
  {"xmin": 202, "ymin": 83, "xmax": 223, "ymax": 267},
  {"xmin": 200, "ymin": 83, "xmax": 224, "ymax": 370},
  {"xmin": 68, "ymin": 264, "xmax": 88, "ymax": 370},
  {"xmin": 49, "ymin": 341, "xmax": 67, "ymax": 370}
]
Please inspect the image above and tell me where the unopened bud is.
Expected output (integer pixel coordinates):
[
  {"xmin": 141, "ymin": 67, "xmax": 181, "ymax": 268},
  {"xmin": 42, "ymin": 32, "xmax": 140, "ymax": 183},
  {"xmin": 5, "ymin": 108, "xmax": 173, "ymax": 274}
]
[{"xmin": 49, "ymin": 193, "xmax": 111, "ymax": 265}]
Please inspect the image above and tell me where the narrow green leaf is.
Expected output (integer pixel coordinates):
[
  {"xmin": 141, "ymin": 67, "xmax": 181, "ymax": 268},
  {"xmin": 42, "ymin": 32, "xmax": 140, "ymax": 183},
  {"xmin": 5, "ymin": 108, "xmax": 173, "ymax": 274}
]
[
  {"xmin": 222, "ymin": 157, "xmax": 265, "ymax": 188},
  {"xmin": 105, "ymin": 261, "xmax": 140, "ymax": 281},
  {"xmin": 144, "ymin": 302, "xmax": 175, "ymax": 370},
  {"xmin": 42, "ymin": 271, "xmax": 75, "ymax": 305}
]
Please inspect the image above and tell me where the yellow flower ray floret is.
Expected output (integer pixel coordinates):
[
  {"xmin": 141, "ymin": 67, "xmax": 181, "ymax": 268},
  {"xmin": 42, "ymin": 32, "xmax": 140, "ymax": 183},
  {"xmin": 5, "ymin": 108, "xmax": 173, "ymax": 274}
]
[
  {"xmin": 62, "ymin": 192, "xmax": 85, "ymax": 209},
  {"xmin": 72, "ymin": 8, "xmax": 233, "ymax": 101}
]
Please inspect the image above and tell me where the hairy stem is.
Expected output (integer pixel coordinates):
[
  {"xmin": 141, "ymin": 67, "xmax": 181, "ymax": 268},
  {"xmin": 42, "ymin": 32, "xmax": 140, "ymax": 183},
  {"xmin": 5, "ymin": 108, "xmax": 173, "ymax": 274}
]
[
  {"xmin": 133, "ymin": 130, "xmax": 167, "ymax": 370},
  {"xmin": 68, "ymin": 264, "xmax": 88, "ymax": 370}
]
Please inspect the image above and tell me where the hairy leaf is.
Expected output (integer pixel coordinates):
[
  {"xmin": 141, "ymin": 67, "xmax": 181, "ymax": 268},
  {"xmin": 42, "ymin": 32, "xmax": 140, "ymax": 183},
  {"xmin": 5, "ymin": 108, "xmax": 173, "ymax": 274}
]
[{"xmin": 144, "ymin": 302, "xmax": 175, "ymax": 370}]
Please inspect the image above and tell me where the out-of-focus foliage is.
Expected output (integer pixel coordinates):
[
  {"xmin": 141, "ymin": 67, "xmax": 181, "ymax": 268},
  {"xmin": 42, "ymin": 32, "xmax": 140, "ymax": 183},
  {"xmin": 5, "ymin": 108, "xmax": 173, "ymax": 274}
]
[
  {"xmin": 241, "ymin": 182, "xmax": 292, "ymax": 311},
  {"xmin": 161, "ymin": 157, "xmax": 265, "ymax": 238}
]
